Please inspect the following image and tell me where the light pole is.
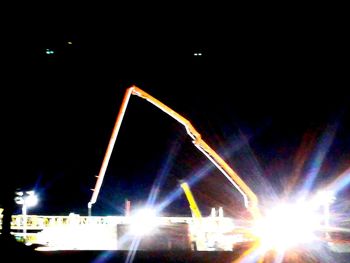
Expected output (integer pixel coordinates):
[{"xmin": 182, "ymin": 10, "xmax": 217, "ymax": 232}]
[{"xmin": 14, "ymin": 190, "xmax": 38, "ymax": 241}]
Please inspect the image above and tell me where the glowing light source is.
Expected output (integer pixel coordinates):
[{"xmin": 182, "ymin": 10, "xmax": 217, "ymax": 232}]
[
  {"xmin": 313, "ymin": 190, "xmax": 336, "ymax": 205},
  {"xmin": 45, "ymin": 48, "xmax": 54, "ymax": 55},
  {"xmin": 129, "ymin": 208, "xmax": 159, "ymax": 236},
  {"xmin": 14, "ymin": 190, "xmax": 38, "ymax": 207},
  {"xmin": 253, "ymin": 202, "xmax": 322, "ymax": 250}
]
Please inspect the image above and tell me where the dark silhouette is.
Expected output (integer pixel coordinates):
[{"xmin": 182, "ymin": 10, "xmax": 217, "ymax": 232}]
[{"xmin": 0, "ymin": 179, "xmax": 16, "ymax": 238}]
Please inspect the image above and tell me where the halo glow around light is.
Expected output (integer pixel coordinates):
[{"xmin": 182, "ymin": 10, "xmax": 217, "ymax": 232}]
[
  {"xmin": 129, "ymin": 208, "xmax": 159, "ymax": 236},
  {"xmin": 253, "ymin": 202, "xmax": 322, "ymax": 250}
]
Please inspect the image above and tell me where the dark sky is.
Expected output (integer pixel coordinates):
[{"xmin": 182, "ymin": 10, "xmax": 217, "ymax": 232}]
[{"xmin": 1, "ymin": 8, "xmax": 349, "ymax": 218}]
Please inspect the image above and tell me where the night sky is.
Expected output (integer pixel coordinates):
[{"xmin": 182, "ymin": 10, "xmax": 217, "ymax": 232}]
[{"xmin": 1, "ymin": 8, "xmax": 349, "ymax": 220}]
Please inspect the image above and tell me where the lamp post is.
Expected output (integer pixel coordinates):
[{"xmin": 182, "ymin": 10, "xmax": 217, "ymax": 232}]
[{"xmin": 14, "ymin": 190, "xmax": 38, "ymax": 241}]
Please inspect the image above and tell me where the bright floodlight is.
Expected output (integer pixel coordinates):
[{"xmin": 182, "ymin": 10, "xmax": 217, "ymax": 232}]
[
  {"xmin": 314, "ymin": 190, "xmax": 336, "ymax": 205},
  {"xmin": 15, "ymin": 191, "xmax": 38, "ymax": 207},
  {"xmin": 24, "ymin": 192, "xmax": 38, "ymax": 207},
  {"xmin": 129, "ymin": 207, "xmax": 159, "ymax": 236},
  {"xmin": 253, "ymin": 202, "xmax": 322, "ymax": 250}
]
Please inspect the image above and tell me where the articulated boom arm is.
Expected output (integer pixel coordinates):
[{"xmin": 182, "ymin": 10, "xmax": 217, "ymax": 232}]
[{"xmin": 89, "ymin": 86, "xmax": 260, "ymax": 218}]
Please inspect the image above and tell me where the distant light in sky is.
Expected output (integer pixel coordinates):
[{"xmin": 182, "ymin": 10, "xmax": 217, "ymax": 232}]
[
  {"xmin": 194, "ymin": 52, "xmax": 202, "ymax": 56},
  {"xmin": 67, "ymin": 41, "xmax": 73, "ymax": 45},
  {"xmin": 46, "ymin": 49, "xmax": 54, "ymax": 55}
]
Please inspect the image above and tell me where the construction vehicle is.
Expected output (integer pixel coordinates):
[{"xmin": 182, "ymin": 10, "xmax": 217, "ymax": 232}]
[
  {"xmin": 88, "ymin": 86, "xmax": 260, "ymax": 220},
  {"xmin": 3, "ymin": 86, "xmax": 345, "ymax": 255},
  {"xmin": 85, "ymin": 86, "xmax": 261, "ymax": 252},
  {"xmin": 85, "ymin": 86, "xmax": 347, "ymax": 253}
]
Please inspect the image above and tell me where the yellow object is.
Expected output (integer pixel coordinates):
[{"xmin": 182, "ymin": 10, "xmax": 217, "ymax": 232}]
[{"xmin": 180, "ymin": 182, "xmax": 202, "ymax": 219}]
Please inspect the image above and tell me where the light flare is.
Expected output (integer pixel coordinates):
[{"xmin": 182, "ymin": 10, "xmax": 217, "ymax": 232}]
[
  {"xmin": 129, "ymin": 208, "xmax": 159, "ymax": 236},
  {"xmin": 253, "ymin": 202, "xmax": 322, "ymax": 250}
]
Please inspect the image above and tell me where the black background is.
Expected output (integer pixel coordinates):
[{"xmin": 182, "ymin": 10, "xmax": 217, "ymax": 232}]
[{"xmin": 1, "ymin": 5, "xmax": 349, "ymax": 220}]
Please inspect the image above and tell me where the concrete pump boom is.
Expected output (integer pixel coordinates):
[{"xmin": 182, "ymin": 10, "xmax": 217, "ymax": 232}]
[{"xmin": 88, "ymin": 86, "xmax": 260, "ymax": 219}]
